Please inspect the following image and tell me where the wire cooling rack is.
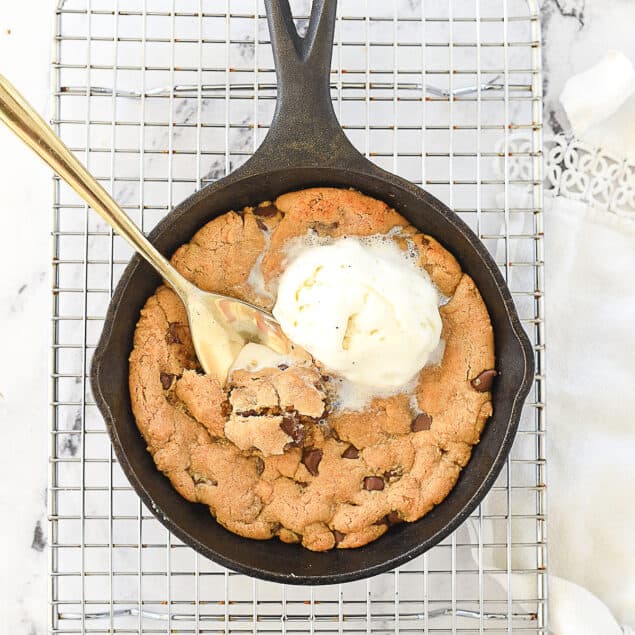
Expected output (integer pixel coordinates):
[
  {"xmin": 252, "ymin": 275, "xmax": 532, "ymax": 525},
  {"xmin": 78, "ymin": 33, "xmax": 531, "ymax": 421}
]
[{"xmin": 50, "ymin": 0, "xmax": 546, "ymax": 632}]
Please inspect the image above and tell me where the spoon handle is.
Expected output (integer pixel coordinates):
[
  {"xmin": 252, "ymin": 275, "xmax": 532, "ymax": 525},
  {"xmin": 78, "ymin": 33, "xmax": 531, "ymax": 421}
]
[{"xmin": 0, "ymin": 73, "xmax": 193, "ymax": 297}]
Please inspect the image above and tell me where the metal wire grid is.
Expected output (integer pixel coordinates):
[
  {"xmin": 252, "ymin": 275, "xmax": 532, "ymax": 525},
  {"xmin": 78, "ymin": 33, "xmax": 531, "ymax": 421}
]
[{"xmin": 49, "ymin": 0, "xmax": 546, "ymax": 633}]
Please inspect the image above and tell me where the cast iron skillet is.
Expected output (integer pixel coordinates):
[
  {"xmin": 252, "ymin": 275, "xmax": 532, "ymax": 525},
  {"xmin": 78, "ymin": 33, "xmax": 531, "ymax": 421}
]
[{"xmin": 91, "ymin": 0, "xmax": 534, "ymax": 585}]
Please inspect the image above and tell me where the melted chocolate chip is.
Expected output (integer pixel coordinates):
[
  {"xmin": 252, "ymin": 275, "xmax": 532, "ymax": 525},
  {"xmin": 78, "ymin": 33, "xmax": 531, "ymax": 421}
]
[
  {"xmin": 386, "ymin": 511, "xmax": 402, "ymax": 525},
  {"xmin": 333, "ymin": 530, "xmax": 346, "ymax": 544},
  {"xmin": 159, "ymin": 372, "xmax": 175, "ymax": 390},
  {"xmin": 363, "ymin": 476, "xmax": 385, "ymax": 491},
  {"xmin": 256, "ymin": 218, "xmax": 268, "ymax": 232},
  {"xmin": 254, "ymin": 456, "xmax": 265, "ymax": 475},
  {"xmin": 302, "ymin": 448, "xmax": 323, "ymax": 476},
  {"xmin": 220, "ymin": 401, "xmax": 232, "ymax": 417},
  {"xmin": 341, "ymin": 444, "xmax": 360, "ymax": 459},
  {"xmin": 280, "ymin": 417, "xmax": 305, "ymax": 446},
  {"xmin": 277, "ymin": 363, "xmax": 289, "ymax": 371},
  {"xmin": 279, "ymin": 417, "xmax": 296, "ymax": 436},
  {"xmin": 293, "ymin": 428, "xmax": 306, "ymax": 446},
  {"xmin": 411, "ymin": 412, "xmax": 433, "ymax": 432},
  {"xmin": 166, "ymin": 322, "xmax": 182, "ymax": 344},
  {"xmin": 254, "ymin": 204, "xmax": 278, "ymax": 217},
  {"xmin": 374, "ymin": 512, "xmax": 402, "ymax": 527},
  {"xmin": 471, "ymin": 369, "xmax": 497, "ymax": 392}
]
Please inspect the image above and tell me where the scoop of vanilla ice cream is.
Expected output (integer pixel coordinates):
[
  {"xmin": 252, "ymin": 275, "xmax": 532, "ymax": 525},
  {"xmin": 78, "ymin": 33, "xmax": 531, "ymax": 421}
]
[{"xmin": 272, "ymin": 237, "xmax": 442, "ymax": 388}]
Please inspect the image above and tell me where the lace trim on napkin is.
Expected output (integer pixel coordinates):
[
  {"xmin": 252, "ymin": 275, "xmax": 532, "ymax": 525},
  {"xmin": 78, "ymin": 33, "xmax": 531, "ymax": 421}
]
[
  {"xmin": 496, "ymin": 133, "xmax": 635, "ymax": 221},
  {"xmin": 546, "ymin": 134, "xmax": 635, "ymax": 218}
]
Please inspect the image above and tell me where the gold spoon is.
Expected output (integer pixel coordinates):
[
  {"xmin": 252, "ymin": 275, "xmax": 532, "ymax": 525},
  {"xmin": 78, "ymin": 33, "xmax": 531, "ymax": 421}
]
[{"xmin": 0, "ymin": 73, "xmax": 292, "ymax": 383}]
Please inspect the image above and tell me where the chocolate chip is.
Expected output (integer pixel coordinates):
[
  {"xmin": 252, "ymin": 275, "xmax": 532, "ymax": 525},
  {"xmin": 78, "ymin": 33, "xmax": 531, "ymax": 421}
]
[
  {"xmin": 302, "ymin": 448, "xmax": 323, "ymax": 476},
  {"xmin": 280, "ymin": 417, "xmax": 298, "ymax": 437},
  {"xmin": 277, "ymin": 363, "xmax": 289, "ymax": 371},
  {"xmin": 363, "ymin": 476, "xmax": 385, "ymax": 491},
  {"xmin": 293, "ymin": 428, "xmax": 306, "ymax": 446},
  {"xmin": 159, "ymin": 372, "xmax": 175, "ymax": 390},
  {"xmin": 256, "ymin": 218, "xmax": 268, "ymax": 232},
  {"xmin": 341, "ymin": 444, "xmax": 359, "ymax": 459},
  {"xmin": 280, "ymin": 417, "xmax": 305, "ymax": 446},
  {"xmin": 254, "ymin": 204, "xmax": 278, "ymax": 217},
  {"xmin": 471, "ymin": 369, "xmax": 497, "ymax": 392},
  {"xmin": 166, "ymin": 322, "xmax": 182, "ymax": 344},
  {"xmin": 411, "ymin": 412, "xmax": 432, "ymax": 432},
  {"xmin": 254, "ymin": 457, "xmax": 265, "ymax": 475},
  {"xmin": 279, "ymin": 417, "xmax": 295, "ymax": 436},
  {"xmin": 374, "ymin": 512, "xmax": 402, "ymax": 527},
  {"xmin": 333, "ymin": 530, "xmax": 346, "ymax": 544},
  {"xmin": 386, "ymin": 511, "xmax": 402, "ymax": 525}
]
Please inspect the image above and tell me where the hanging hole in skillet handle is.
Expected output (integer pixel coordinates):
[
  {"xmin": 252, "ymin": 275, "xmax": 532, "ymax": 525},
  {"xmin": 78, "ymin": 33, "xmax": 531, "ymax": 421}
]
[{"xmin": 234, "ymin": 0, "xmax": 373, "ymax": 176}]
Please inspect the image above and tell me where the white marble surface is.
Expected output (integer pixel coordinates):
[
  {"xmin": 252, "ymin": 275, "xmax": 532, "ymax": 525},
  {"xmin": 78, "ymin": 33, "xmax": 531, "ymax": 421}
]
[
  {"xmin": 0, "ymin": 1, "xmax": 55, "ymax": 632},
  {"xmin": 0, "ymin": 0, "xmax": 631, "ymax": 633}
]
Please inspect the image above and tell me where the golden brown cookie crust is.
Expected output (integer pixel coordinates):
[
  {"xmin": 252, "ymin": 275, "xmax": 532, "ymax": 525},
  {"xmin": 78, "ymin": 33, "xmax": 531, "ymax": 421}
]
[{"xmin": 128, "ymin": 187, "xmax": 495, "ymax": 551}]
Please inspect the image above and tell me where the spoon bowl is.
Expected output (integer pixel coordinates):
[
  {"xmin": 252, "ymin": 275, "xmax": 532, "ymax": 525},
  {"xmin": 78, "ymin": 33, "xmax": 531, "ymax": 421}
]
[{"xmin": 185, "ymin": 288, "xmax": 293, "ymax": 380}]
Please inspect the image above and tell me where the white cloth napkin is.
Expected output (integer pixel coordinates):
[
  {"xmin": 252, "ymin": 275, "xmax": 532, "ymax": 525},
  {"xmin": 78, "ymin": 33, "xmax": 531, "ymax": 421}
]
[
  {"xmin": 545, "ymin": 192, "xmax": 635, "ymax": 631},
  {"xmin": 469, "ymin": 51, "xmax": 635, "ymax": 634},
  {"xmin": 549, "ymin": 52, "xmax": 635, "ymax": 631},
  {"xmin": 549, "ymin": 577, "xmax": 634, "ymax": 635},
  {"xmin": 559, "ymin": 50, "xmax": 635, "ymax": 139},
  {"xmin": 560, "ymin": 50, "xmax": 635, "ymax": 163}
]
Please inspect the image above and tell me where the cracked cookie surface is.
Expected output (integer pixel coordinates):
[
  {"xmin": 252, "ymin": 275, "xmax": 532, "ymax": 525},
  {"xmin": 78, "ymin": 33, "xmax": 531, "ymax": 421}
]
[{"xmin": 129, "ymin": 187, "xmax": 495, "ymax": 551}]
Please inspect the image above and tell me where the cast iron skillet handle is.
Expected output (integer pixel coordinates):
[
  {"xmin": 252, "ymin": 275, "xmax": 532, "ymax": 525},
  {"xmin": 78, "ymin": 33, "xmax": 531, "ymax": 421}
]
[{"xmin": 234, "ymin": 0, "xmax": 373, "ymax": 176}]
